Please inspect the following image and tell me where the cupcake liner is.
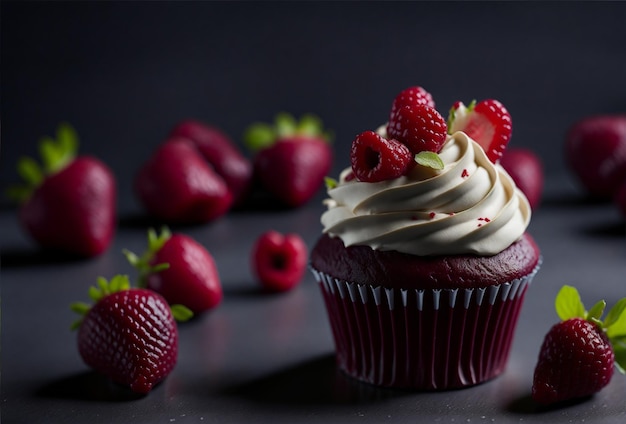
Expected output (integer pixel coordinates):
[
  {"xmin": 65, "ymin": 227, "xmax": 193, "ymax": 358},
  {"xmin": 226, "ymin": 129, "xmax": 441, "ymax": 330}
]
[{"xmin": 311, "ymin": 262, "xmax": 540, "ymax": 390}]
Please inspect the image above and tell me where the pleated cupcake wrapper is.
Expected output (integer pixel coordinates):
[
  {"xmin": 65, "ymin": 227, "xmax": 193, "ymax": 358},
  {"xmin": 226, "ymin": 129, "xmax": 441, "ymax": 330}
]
[{"xmin": 311, "ymin": 262, "xmax": 540, "ymax": 390}]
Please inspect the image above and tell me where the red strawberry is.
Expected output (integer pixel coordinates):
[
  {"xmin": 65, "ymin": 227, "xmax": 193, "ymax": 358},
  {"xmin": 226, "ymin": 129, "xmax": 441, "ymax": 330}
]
[
  {"xmin": 500, "ymin": 148, "xmax": 544, "ymax": 209},
  {"xmin": 389, "ymin": 86, "xmax": 436, "ymax": 122},
  {"xmin": 134, "ymin": 137, "xmax": 233, "ymax": 223},
  {"xmin": 350, "ymin": 130, "xmax": 414, "ymax": 182},
  {"xmin": 532, "ymin": 285, "xmax": 626, "ymax": 405},
  {"xmin": 387, "ymin": 104, "xmax": 448, "ymax": 154},
  {"xmin": 71, "ymin": 275, "xmax": 191, "ymax": 394},
  {"xmin": 251, "ymin": 230, "xmax": 308, "ymax": 292},
  {"xmin": 564, "ymin": 115, "xmax": 626, "ymax": 199},
  {"xmin": 448, "ymin": 99, "xmax": 513, "ymax": 163},
  {"xmin": 7, "ymin": 123, "xmax": 116, "ymax": 257},
  {"xmin": 244, "ymin": 113, "xmax": 333, "ymax": 208},
  {"xmin": 124, "ymin": 227, "xmax": 223, "ymax": 314},
  {"xmin": 170, "ymin": 120, "xmax": 253, "ymax": 206}
]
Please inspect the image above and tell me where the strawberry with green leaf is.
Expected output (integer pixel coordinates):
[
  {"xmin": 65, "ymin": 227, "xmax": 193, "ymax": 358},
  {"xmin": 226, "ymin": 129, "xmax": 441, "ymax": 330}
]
[
  {"xmin": 244, "ymin": 113, "xmax": 333, "ymax": 208},
  {"xmin": 124, "ymin": 227, "xmax": 223, "ymax": 314},
  {"xmin": 72, "ymin": 275, "xmax": 191, "ymax": 394},
  {"xmin": 7, "ymin": 123, "xmax": 116, "ymax": 257},
  {"xmin": 532, "ymin": 285, "xmax": 626, "ymax": 405}
]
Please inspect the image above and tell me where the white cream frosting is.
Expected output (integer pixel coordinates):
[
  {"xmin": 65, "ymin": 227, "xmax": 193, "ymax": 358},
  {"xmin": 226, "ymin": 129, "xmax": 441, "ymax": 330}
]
[{"xmin": 321, "ymin": 131, "xmax": 531, "ymax": 256}]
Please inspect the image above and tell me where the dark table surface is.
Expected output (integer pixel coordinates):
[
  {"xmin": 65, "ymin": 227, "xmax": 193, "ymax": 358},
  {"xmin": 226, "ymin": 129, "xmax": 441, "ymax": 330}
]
[
  {"xmin": 1, "ymin": 175, "xmax": 625, "ymax": 423},
  {"xmin": 2, "ymin": 1, "xmax": 626, "ymax": 422}
]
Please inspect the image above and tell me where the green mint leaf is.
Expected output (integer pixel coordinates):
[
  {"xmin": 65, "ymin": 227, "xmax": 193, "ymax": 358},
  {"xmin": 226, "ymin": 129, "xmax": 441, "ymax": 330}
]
[
  {"xmin": 607, "ymin": 300, "xmax": 626, "ymax": 339},
  {"xmin": 605, "ymin": 298, "xmax": 626, "ymax": 329},
  {"xmin": 324, "ymin": 176, "xmax": 338, "ymax": 190},
  {"xmin": 150, "ymin": 262, "xmax": 170, "ymax": 273},
  {"xmin": 555, "ymin": 285, "xmax": 586, "ymax": 321},
  {"xmin": 170, "ymin": 304, "xmax": 194, "ymax": 322},
  {"xmin": 243, "ymin": 123, "xmax": 276, "ymax": 152},
  {"xmin": 586, "ymin": 300, "xmax": 606, "ymax": 322},
  {"xmin": 275, "ymin": 112, "xmax": 297, "ymax": 138},
  {"xmin": 415, "ymin": 151, "xmax": 444, "ymax": 170}
]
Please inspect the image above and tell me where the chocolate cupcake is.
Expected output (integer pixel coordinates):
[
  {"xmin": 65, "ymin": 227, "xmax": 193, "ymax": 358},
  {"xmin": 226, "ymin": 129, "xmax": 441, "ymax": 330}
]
[{"xmin": 310, "ymin": 105, "xmax": 541, "ymax": 390}]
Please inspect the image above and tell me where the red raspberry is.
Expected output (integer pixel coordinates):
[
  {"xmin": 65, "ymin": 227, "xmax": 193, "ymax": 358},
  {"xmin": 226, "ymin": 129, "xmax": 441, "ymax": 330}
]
[
  {"xmin": 387, "ymin": 104, "xmax": 447, "ymax": 154},
  {"xmin": 350, "ymin": 131, "xmax": 413, "ymax": 182},
  {"xmin": 532, "ymin": 318, "xmax": 614, "ymax": 405},
  {"xmin": 251, "ymin": 230, "xmax": 308, "ymax": 292},
  {"xmin": 389, "ymin": 86, "xmax": 436, "ymax": 122}
]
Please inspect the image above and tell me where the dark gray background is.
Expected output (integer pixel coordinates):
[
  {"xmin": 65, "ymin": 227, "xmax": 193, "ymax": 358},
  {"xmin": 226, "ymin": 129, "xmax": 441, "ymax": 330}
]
[
  {"xmin": 1, "ymin": 1, "xmax": 625, "ymax": 423},
  {"xmin": 2, "ymin": 1, "xmax": 626, "ymax": 212}
]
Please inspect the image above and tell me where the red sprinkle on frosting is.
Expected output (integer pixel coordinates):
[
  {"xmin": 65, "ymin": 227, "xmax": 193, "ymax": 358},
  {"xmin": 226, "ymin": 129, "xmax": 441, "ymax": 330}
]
[{"xmin": 462, "ymin": 169, "xmax": 469, "ymax": 178}]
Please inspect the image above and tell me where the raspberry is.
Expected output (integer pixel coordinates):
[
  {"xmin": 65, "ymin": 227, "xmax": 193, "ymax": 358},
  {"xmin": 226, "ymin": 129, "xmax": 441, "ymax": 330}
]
[
  {"xmin": 387, "ymin": 104, "xmax": 448, "ymax": 154},
  {"xmin": 350, "ymin": 131, "xmax": 413, "ymax": 182},
  {"xmin": 389, "ymin": 86, "xmax": 436, "ymax": 122}
]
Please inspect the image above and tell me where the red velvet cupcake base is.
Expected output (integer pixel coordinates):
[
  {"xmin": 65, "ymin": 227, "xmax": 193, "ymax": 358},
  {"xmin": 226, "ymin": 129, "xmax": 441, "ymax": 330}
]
[{"xmin": 311, "ymin": 266, "xmax": 539, "ymax": 390}]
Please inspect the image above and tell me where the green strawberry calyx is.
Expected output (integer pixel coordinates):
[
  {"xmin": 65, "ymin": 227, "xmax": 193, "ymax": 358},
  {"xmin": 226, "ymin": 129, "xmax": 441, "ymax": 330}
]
[
  {"xmin": 555, "ymin": 285, "xmax": 626, "ymax": 373},
  {"xmin": 243, "ymin": 112, "xmax": 333, "ymax": 152},
  {"xmin": 70, "ymin": 274, "xmax": 193, "ymax": 330},
  {"xmin": 446, "ymin": 100, "xmax": 476, "ymax": 135},
  {"xmin": 6, "ymin": 122, "xmax": 79, "ymax": 202},
  {"xmin": 123, "ymin": 227, "xmax": 172, "ymax": 287}
]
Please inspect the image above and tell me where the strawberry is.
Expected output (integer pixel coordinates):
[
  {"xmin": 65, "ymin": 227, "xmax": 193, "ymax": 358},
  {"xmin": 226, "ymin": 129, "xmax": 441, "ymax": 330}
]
[
  {"xmin": 350, "ymin": 130, "xmax": 414, "ymax": 182},
  {"xmin": 134, "ymin": 137, "xmax": 233, "ymax": 223},
  {"xmin": 564, "ymin": 115, "xmax": 626, "ymax": 199},
  {"xmin": 500, "ymin": 148, "xmax": 544, "ymax": 209},
  {"xmin": 448, "ymin": 99, "xmax": 513, "ymax": 163},
  {"xmin": 244, "ymin": 113, "xmax": 333, "ymax": 208},
  {"xmin": 389, "ymin": 86, "xmax": 436, "ymax": 122},
  {"xmin": 387, "ymin": 104, "xmax": 448, "ymax": 154},
  {"xmin": 71, "ymin": 275, "xmax": 192, "ymax": 394},
  {"xmin": 124, "ymin": 227, "xmax": 223, "ymax": 314},
  {"xmin": 532, "ymin": 285, "xmax": 626, "ymax": 405},
  {"xmin": 251, "ymin": 230, "xmax": 308, "ymax": 292},
  {"xmin": 169, "ymin": 120, "xmax": 253, "ymax": 206},
  {"xmin": 7, "ymin": 123, "xmax": 116, "ymax": 257}
]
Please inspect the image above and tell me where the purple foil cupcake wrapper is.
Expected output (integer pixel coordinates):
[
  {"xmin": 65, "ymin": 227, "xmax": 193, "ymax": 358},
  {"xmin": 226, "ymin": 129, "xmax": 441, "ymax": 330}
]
[{"xmin": 311, "ymin": 262, "xmax": 539, "ymax": 390}]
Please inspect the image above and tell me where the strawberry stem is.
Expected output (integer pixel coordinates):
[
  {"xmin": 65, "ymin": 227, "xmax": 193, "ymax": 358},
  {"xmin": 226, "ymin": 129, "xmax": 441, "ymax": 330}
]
[
  {"xmin": 243, "ymin": 112, "xmax": 333, "ymax": 153},
  {"xmin": 554, "ymin": 285, "xmax": 626, "ymax": 374},
  {"xmin": 123, "ymin": 227, "xmax": 172, "ymax": 288},
  {"xmin": 6, "ymin": 122, "xmax": 79, "ymax": 203}
]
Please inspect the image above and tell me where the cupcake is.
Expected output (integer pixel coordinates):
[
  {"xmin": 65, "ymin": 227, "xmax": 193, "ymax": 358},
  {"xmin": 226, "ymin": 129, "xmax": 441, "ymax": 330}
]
[{"xmin": 310, "ymin": 87, "xmax": 541, "ymax": 390}]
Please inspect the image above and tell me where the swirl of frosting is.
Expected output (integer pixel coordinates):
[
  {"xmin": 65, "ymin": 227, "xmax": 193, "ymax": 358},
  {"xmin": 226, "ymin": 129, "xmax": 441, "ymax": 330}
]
[{"xmin": 321, "ymin": 131, "xmax": 531, "ymax": 256}]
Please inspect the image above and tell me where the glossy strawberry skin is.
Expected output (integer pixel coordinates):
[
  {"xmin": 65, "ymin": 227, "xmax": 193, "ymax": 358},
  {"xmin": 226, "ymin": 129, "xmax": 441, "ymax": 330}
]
[
  {"xmin": 19, "ymin": 156, "xmax": 116, "ymax": 257},
  {"xmin": 252, "ymin": 231, "xmax": 308, "ymax": 292},
  {"xmin": 455, "ymin": 99, "xmax": 512, "ymax": 163},
  {"xmin": 565, "ymin": 115, "xmax": 626, "ymax": 199},
  {"xmin": 170, "ymin": 120, "xmax": 252, "ymax": 205},
  {"xmin": 146, "ymin": 233, "xmax": 223, "ymax": 313},
  {"xmin": 500, "ymin": 148, "xmax": 544, "ymax": 209},
  {"xmin": 134, "ymin": 138, "xmax": 233, "ymax": 223},
  {"xmin": 77, "ymin": 288, "xmax": 178, "ymax": 394},
  {"xmin": 253, "ymin": 137, "xmax": 332, "ymax": 207},
  {"xmin": 387, "ymin": 104, "xmax": 447, "ymax": 154},
  {"xmin": 532, "ymin": 318, "xmax": 615, "ymax": 405},
  {"xmin": 350, "ymin": 131, "xmax": 413, "ymax": 182}
]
